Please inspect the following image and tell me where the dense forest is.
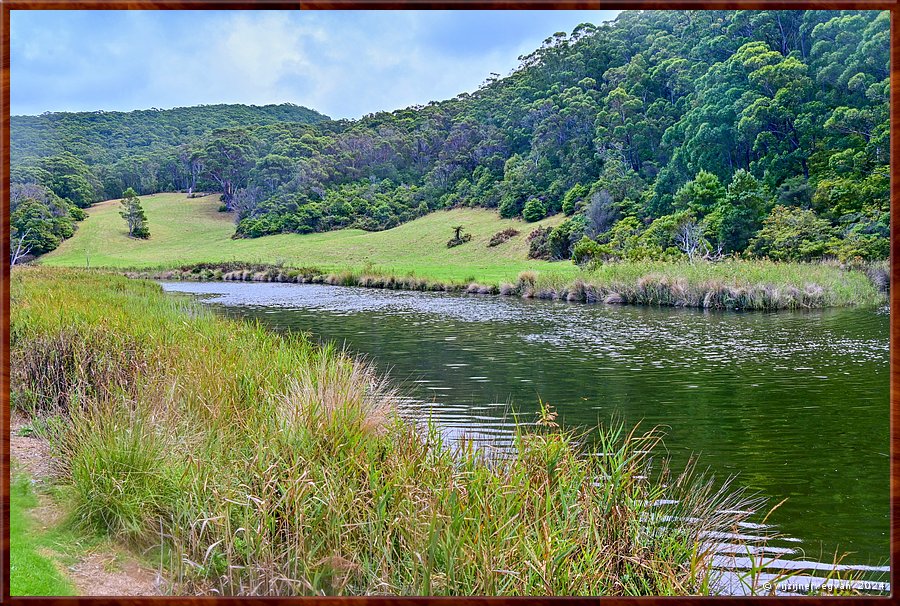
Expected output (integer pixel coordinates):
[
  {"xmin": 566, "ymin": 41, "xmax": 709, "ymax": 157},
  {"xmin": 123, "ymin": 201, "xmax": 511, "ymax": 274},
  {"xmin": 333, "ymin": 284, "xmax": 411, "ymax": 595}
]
[
  {"xmin": 11, "ymin": 10, "xmax": 889, "ymax": 264},
  {"xmin": 10, "ymin": 103, "xmax": 327, "ymax": 259}
]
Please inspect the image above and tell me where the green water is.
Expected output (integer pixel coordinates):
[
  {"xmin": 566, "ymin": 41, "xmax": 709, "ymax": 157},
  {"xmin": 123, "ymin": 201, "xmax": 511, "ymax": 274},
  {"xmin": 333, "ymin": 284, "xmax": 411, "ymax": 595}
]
[{"xmin": 162, "ymin": 281, "xmax": 889, "ymax": 577}]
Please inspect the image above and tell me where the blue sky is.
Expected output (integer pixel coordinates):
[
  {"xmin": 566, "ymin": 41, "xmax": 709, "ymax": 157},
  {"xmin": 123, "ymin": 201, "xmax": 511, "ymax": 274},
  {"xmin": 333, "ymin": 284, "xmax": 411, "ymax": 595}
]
[{"xmin": 11, "ymin": 10, "xmax": 620, "ymax": 118}]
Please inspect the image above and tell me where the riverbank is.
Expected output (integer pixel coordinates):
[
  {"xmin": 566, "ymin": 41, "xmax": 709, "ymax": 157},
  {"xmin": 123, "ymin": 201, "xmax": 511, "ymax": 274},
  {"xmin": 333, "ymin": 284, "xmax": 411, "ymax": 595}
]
[
  {"xmin": 12, "ymin": 267, "xmax": 764, "ymax": 596},
  {"xmin": 126, "ymin": 258, "xmax": 886, "ymax": 311},
  {"xmin": 40, "ymin": 192, "xmax": 885, "ymax": 310}
]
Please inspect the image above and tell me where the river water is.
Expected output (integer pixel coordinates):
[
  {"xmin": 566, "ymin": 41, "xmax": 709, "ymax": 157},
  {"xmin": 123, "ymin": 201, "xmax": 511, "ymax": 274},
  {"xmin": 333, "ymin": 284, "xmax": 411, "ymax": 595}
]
[{"xmin": 161, "ymin": 281, "xmax": 890, "ymax": 592}]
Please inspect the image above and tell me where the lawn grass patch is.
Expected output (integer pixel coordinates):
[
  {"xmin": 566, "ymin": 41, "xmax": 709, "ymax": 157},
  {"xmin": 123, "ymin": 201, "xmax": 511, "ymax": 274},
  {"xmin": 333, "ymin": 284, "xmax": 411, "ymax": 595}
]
[{"xmin": 9, "ymin": 473, "xmax": 76, "ymax": 596}]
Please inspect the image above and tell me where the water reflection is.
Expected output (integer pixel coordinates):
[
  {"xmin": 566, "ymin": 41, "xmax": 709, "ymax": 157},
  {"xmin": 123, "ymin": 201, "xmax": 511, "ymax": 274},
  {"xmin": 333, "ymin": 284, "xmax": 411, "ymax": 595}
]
[{"xmin": 161, "ymin": 281, "xmax": 889, "ymax": 583}]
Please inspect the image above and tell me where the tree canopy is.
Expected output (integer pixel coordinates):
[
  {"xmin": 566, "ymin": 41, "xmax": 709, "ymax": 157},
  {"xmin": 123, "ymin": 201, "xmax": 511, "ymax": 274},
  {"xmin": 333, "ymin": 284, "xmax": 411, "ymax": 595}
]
[{"xmin": 11, "ymin": 10, "xmax": 889, "ymax": 263}]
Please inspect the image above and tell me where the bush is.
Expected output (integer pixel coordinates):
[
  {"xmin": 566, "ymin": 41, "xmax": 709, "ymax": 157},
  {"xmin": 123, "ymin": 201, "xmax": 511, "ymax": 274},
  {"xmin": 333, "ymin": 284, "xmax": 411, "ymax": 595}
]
[
  {"xmin": 68, "ymin": 205, "xmax": 86, "ymax": 221},
  {"xmin": 522, "ymin": 198, "xmax": 546, "ymax": 222},
  {"xmin": 498, "ymin": 194, "xmax": 525, "ymax": 219},
  {"xmin": 526, "ymin": 226, "xmax": 552, "ymax": 260},
  {"xmin": 488, "ymin": 228, "xmax": 519, "ymax": 247},
  {"xmin": 561, "ymin": 184, "xmax": 588, "ymax": 216},
  {"xmin": 447, "ymin": 225, "xmax": 472, "ymax": 248},
  {"xmin": 827, "ymin": 233, "xmax": 889, "ymax": 263},
  {"xmin": 572, "ymin": 236, "xmax": 608, "ymax": 266},
  {"xmin": 547, "ymin": 215, "xmax": 587, "ymax": 260}
]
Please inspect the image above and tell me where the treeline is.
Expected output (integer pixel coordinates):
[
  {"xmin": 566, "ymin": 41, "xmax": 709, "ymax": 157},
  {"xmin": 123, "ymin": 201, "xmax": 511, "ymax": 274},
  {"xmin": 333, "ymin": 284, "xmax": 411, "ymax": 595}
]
[{"xmin": 12, "ymin": 10, "xmax": 889, "ymax": 264}]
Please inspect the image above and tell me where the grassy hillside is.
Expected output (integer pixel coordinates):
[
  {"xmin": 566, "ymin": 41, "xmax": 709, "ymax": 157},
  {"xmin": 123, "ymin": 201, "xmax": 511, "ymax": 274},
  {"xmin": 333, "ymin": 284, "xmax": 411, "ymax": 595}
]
[
  {"xmin": 42, "ymin": 192, "xmax": 884, "ymax": 310},
  {"xmin": 42, "ymin": 192, "xmax": 573, "ymax": 283}
]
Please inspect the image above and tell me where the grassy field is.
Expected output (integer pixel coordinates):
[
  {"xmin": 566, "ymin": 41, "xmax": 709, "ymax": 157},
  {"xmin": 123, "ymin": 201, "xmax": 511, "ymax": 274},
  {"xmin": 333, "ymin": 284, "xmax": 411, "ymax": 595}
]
[
  {"xmin": 42, "ymin": 192, "xmax": 884, "ymax": 309},
  {"xmin": 10, "ymin": 473, "xmax": 76, "ymax": 596},
  {"xmin": 42, "ymin": 192, "xmax": 574, "ymax": 283},
  {"xmin": 12, "ymin": 267, "xmax": 760, "ymax": 596}
]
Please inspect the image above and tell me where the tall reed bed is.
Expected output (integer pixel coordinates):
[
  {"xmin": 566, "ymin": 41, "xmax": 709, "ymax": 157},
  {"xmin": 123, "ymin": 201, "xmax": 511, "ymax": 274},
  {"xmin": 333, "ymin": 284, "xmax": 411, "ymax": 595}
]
[
  {"xmin": 126, "ymin": 258, "xmax": 883, "ymax": 310},
  {"xmin": 13, "ymin": 267, "xmax": 762, "ymax": 595}
]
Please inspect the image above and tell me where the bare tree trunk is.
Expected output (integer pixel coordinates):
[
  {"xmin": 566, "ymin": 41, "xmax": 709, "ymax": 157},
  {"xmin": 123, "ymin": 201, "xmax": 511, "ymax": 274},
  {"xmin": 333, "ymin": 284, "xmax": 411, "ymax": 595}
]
[
  {"xmin": 10, "ymin": 228, "xmax": 32, "ymax": 266},
  {"xmin": 675, "ymin": 220, "xmax": 706, "ymax": 263}
]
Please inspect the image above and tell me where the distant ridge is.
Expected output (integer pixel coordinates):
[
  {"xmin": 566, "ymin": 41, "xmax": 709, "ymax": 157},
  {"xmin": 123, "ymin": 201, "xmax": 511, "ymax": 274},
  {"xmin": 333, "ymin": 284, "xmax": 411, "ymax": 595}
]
[{"xmin": 10, "ymin": 102, "xmax": 329, "ymax": 163}]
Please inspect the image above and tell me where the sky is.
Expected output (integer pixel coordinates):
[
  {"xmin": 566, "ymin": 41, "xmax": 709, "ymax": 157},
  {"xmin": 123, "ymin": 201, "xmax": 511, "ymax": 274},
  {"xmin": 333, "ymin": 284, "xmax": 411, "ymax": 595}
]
[{"xmin": 11, "ymin": 10, "xmax": 620, "ymax": 119}]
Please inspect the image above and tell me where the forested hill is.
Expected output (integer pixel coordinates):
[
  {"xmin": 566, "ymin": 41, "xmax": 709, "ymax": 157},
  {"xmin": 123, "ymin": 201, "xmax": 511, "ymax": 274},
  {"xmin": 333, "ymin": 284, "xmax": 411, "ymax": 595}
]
[
  {"xmin": 12, "ymin": 10, "xmax": 889, "ymax": 265},
  {"xmin": 11, "ymin": 103, "xmax": 328, "ymax": 195}
]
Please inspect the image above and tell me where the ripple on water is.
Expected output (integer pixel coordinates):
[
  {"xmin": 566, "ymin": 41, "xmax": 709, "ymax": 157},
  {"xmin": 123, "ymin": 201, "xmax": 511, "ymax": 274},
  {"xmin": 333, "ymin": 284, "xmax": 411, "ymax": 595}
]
[{"xmin": 159, "ymin": 280, "xmax": 890, "ymax": 590}]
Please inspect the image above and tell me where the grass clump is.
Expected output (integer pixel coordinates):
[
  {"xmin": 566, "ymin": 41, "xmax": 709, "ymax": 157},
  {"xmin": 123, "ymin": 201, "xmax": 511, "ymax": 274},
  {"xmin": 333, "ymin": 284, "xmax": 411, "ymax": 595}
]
[
  {"xmin": 14, "ymin": 267, "xmax": 769, "ymax": 595},
  {"xmin": 126, "ymin": 257, "xmax": 880, "ymax": 310},
  {"xmin": 527, "ymin": 259, "xmax": 883, "ymax": 310}
]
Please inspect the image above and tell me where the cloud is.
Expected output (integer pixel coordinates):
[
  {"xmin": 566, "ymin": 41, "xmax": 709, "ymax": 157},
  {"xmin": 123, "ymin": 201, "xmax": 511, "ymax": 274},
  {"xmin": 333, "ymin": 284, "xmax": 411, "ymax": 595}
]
[{"xmin": 11, "ymin": 10, "xmax": 620, "ymax": 118}]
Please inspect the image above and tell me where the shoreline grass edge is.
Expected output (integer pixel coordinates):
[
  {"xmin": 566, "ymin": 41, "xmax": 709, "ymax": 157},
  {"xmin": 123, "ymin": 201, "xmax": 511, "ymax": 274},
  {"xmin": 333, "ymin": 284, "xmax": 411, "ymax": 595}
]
[{"xmin": 119, "ymin": 259, "xmax": 887, "ymax": 311}]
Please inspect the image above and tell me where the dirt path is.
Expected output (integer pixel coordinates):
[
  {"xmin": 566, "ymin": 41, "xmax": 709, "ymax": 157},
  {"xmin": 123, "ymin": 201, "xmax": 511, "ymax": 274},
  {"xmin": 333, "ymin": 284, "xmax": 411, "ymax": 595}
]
[{"xmin": 11, "ymin": 412, "xmax": 165, "ymax": 596}]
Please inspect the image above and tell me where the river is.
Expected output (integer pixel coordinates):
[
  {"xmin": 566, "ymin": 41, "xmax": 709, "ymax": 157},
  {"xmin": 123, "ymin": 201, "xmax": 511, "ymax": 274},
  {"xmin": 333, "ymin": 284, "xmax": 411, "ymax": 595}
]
[{"xmin": 161, "ymin": 280, "xmax": 890, "ymax": 592}]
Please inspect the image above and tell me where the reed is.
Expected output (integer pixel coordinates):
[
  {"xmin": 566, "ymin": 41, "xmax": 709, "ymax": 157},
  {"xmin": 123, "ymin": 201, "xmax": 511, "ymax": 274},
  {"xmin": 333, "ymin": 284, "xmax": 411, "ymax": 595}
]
[
  {"xmin": 11, "ymin": 267, "xmax": 791, "ymax": 596},
  {"xmin": 124, "ymin": 257, "xmax": 883, "ymax": 310}
]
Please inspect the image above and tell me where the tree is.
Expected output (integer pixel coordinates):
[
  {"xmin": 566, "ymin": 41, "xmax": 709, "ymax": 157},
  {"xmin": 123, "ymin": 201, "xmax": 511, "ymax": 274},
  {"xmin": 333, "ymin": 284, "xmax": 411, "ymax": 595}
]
[
  {"xmin": 201, "ymin": 131, "xmax": 257, "ymax": 208},
  {"xmin": 522, "ymin": 198, "xmax": 546, "ymax": 222},
  {"xmin": 10, "ymin": 199, "xmax": 67, "ymax": 256},
  {"xmin": 120, "ymin": 188, "xmax": 150, "ymax": 238},
  {"xmin": 39, "ymin": 152, "xmax": 100, "ymax": 207},
  {"xmin": 673, "ymin": 170, "xmax": 725, "ymax": 216},
  {"xmin": 498, "ymin": 154, "xmax": 531, "ymax": 219},
  {"xmin": 749, "ymin": 205, "xmax": 835, "ymax": 261},
  {"xmin": 675, "ymin": 217, "xmax": 707, "ymax": 261},
  {"xmin": 706, "ymin": 169, "xmax": 770, "ymax": 252},
  {"xmin": 447, "ymin": 225, "xmax": 472, "ymax": 248},
  {"xmin": 585, "ymin": 190, "xmax": 618, "ymax": 238},
  {"xmin": 10, "ymin": 227, "xmax": 32, "ymax": 266}
]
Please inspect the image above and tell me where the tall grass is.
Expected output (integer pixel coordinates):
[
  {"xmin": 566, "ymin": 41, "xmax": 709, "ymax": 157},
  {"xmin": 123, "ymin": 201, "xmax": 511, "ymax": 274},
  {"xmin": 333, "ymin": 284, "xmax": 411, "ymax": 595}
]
[
  {"xmin": 13, "ymin": 267, "xmax": 768, "ymax": 595},
  {"xmin": 525, "ymin": 259, "xmax": 883, "ymax": 309},
  {"xmin": 125, "ymin": 257, "xmax": 884, "ymax": 310}
]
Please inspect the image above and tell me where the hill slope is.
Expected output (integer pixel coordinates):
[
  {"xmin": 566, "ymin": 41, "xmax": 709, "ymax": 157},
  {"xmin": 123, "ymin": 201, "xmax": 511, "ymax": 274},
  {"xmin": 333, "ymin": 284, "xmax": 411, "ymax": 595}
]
[{"xmin": 41, "ymin": 193, "xmax": 570, "ymax": 283}]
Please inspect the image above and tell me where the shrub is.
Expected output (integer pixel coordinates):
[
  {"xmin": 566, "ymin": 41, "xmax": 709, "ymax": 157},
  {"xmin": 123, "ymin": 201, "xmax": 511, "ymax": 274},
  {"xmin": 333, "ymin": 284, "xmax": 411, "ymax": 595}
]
[
  {"xmin": 827, "ymin": 233, "xmax": 890, "ymax": 263},
  {"xmin": 561, "ymin": 183, "xmax": 588, "ymax": 216},
  {"xmin": 572, "ymin": 236, "xmax": 607, "ymax": 266},
  {"xmin": 522, "ymin": 198, "xmax": 547, "ymax": 222},
  {"xmin": 68, "ymin": 205, "xmax": 86, "ymax": 221},
  {"xmin": 548, "ymin": 215, "xmax": 587, "ymax": 260},
  {"xmin": 526, "ymin": 227, "xmax": 552, "ymax": 260},
  {"xmin": 447, "ymin": 225, "xmax": 473, "ymax": 248},
  {"xmin": 488, "ymin": 228, "xmax": 520, "ymax": 247}
]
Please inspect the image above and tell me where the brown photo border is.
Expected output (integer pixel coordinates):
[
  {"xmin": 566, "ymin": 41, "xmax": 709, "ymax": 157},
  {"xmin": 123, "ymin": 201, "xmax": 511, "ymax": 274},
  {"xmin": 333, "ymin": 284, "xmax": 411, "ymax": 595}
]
[{"xmin": 0, "ymin": 0, "xmax": 896, "ymax": 603}]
